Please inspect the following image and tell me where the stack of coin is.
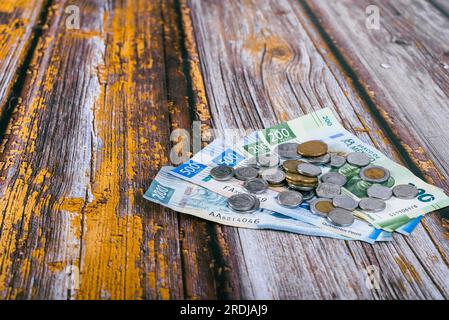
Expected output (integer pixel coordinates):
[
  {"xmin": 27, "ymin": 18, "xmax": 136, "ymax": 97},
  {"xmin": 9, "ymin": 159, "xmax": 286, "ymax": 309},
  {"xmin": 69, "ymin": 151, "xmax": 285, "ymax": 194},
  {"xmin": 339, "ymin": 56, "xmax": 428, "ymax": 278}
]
[
  {"xmin": 261, "ymin": 168, "xmax": 286, "ymax": 187},
  {"xmin": 227, "ymin": 193, "xmax": 260, "ymax": 214},
  {"xmin": 281, "ymin": 160, "xmax": 319, "ymax": 191},
  {"xmin": 297, "ymin": 140, "xmax": 330, "ymax": 165}
]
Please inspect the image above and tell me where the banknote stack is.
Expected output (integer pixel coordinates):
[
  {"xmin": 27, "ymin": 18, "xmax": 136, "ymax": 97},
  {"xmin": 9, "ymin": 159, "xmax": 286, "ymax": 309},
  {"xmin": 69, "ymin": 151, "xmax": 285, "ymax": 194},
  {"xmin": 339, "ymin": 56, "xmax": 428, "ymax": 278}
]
[{"xmin": 145, "ymin": 108, "xmax": 449, "ymax": 243}]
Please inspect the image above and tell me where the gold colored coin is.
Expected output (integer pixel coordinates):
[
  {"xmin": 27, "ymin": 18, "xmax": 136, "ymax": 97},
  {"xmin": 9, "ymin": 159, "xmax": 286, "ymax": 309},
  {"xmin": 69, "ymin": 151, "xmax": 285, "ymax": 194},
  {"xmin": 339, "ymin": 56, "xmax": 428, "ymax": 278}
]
[
  {"xmin": 285, "ymin": 172, "xmax": 318, "ymax": 184},
  {"xmin": 363, "ymin": 167, "xmax": 386, "ymax": 180},
  {"xmin": 268, "ymin": 182, "xmax": 286, "ymax": 187},
  {"xmin": 282, "ymin": 160, "xmax": 302, "ymax": 173},
  {"xmin": 285, "ymin": 178, "xmax": 318, "ymax": 186},
  {"xmin": 315, "ymin": 200, "xmax": 335, "ymax": 214},
  {"xmin": 297, "ymin": 140, "xmax": 328, "ymax": 157}
]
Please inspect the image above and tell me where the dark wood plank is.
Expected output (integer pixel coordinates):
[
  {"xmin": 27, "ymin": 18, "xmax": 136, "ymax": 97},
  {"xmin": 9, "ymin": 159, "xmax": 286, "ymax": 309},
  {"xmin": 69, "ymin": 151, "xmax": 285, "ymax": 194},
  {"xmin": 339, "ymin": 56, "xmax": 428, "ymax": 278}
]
[
  {"xmin": 0, "ymin": 0, "xmax": 220, "ymax": 299},
  {"xmin": 160, "ymin": 0, "xmax": 222, "ymax": 299},
  {"xmin": 182, "ymin": 0, "xmax": 449, "ymax": 298},
  {"xmin": 0, "ymin": 0, "xmax": 46, "ymax": 114}
]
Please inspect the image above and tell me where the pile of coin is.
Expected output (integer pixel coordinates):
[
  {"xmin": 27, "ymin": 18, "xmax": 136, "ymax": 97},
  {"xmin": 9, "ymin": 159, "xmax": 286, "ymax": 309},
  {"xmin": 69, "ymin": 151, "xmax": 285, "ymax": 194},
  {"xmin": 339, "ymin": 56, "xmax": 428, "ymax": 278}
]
[
  {"xmin": 210, "ymin": 139, "xmax": 419, "ymax": 227},
  {"xmin": 227, "ymin": 193, "xmax": 260, "ymax": 214}
]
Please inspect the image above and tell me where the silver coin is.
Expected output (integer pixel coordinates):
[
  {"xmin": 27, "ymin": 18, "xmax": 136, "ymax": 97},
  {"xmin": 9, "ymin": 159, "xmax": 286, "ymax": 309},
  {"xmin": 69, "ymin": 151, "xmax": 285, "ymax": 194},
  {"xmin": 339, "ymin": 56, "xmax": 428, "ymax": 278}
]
[
  {"xmin": 275, "ymin": 143, "xmax": 300, "ymax": 159},
  {"xmin": 304, "ymin": 153, "xmax": 330, "ymax": 165},
  {"xmin": 297, "ymin": 162, "xmax": 322, "ymax": 177},
  {"xmin": 347, "ymin": 152, "xmax": 371, "ymax": 167},
  {"xmin": 256, "ymin": 153, "xmax": 280, "ymax": 167},
  {"xmin": 332, "ymin": 195, "xmax": 358, "ymax": 211},
  {"xmin": 243, "ymin": 178, "xmax": 268, "ymax": 194},
  {"xmin": 359, "ymin": 165, "xmax": 391, "ymax": 183},
  {"xmin": 227, "ymin": 194, "xmax": 256, "ymax": 212},
  {"xmin": 288, "ymin": 184, "xmax": 315, "ymax": 192},
  {"xmin": 235, "ymin": 166, "xmax": 259, "ymax": 181},
  {"xmin": 261, "ymin": 168, "xmax": 285, "ymax": 185},
  {"xmin": 327, "ymin": 208, "xmax": 355, "ymax": 227},
  {"xmin": 301, "ymin": 190, "xmax": 315, "ymax": 201},
  {"xmin": 210, "ymin": 165, "xmax": 235, "ymax": 181},
  {"xmin": 359, "ymin": 198, "xmax": 386, "ymax": 212},
  {"xmin": 392, "ymin": 184, "xmax": 419, "ymax": 199},
  {"xmin": 310, "ymin": 198, "xmax": 334, "ymax": 217},
  {"xmin": 320, "ymin": 172, "xmax": 347, "ymax": 186},
  {"xmin": 316, "ymin": 182, "xmax": 341, "ymax": 198},
  {"xmin": 233, "ymin": 196, "xmax": 260, "ymax": 214},
  {"xmin": 330, "ymin": 154, "xmax": 346, "ymax": 168},
  {"xmin": 367, "ymin": 185, "xmax": 392, "ymax": 200},
  {"xmin": 277, "ymin": 190, "xmax": 303, "ymax": 208}
]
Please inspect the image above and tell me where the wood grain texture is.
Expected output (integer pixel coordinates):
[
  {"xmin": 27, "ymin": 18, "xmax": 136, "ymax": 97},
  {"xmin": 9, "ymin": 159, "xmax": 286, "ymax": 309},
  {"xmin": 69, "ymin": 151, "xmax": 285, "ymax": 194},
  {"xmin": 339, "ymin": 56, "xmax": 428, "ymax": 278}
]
[
  {"xmin": 430, "ymin": 0, "xmax": 449, "ymax": 16},
  {"xmin": 1, "ymin": 0, "xmax": 448, "ymax": 300},
  {"xmin": 183, "ymin": 0, "xmax": 449, "ymax": 298},
  {"xmin": 302, "ymin": 0, "xmax": 449, "ymax": 287},
  {"xmin": 0, "ymin": 0, "xmax": 224, "ymax": 299},
  {"xmin": 0, "ymin": 0, "xmax": 46, "ymax": 114}
]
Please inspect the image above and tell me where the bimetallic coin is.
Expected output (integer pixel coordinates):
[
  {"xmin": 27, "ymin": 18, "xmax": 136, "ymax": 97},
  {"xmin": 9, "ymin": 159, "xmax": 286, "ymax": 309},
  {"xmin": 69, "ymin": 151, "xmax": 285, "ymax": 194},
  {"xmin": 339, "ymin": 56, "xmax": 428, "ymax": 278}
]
[
  {"xmin": 275, "ymin": 143, "xmax": 300, "ymax": 159},
  {"xmin": 330, "ymin": 154, "xmax": 346, "ymax": 168},
  {"xmin": 304, "ymin": 153, "xmax": 331, "ymax": 165},
  {"xmin": 367, "ymin": 185, "xmax": 392, "ymax": 200},
  {"xmin": 392, "ymin": 184, "xmax": 419, "ymax": 199},
  {"xmin": 332, "ymin": 195, "xmax": 358, "ymax": 211},
  {"xmin": 316, "ymin": 183, "xmax": 341, "ymax": 199},
  {"xmin": 310, "ymin": 198, "xmax": 335, "ymax": 217},
  {"xmin": 277, "ymin": 190, "xmax": 303, "ymax": 208},
  {"xmin": 320, "ymin": 172, "xmax": 347, "ymax": 186},
  {"xmin": 288, "ymin": 184, "xmax": 315, "ymax": 192},
  {"xmin": 297, "ymin": 162, "xmax": 322, "ymax": 177},
  {"xmin": 243, "ymin": 178, "xmax": 268, "ymax": 194},
  {"xmin": 210, "ymin": 165, "xmax": 235, "ymax": 181},
  {"xmin": 261, "ymin": 168, "xmax": 285, "ymax": 185},
  {"xmin": 235, "ymin": 166, "xmax": 259, "ymax": 181},
  {"xmin": 327, "ymin": 208, "xmax": 355, "ymax": 227},
  {"xmin": 256, "ymin": 153, "xmax": 280, "ymax": 167},
  {"xmin": 297, "ymin": 140, "xmax": 328, "ymax": 157},
  {"xmin": 227, "ymin": 194, "xmax": 256, "ymax": 212},
  {"xmin": 301, "ymin": 190, "xmax": 315, "ymax": 201},
  {"xmin": 282, "ymin": 159, "xmax": 302, "ymax": 173},
  {"xmin": 359, "ymin": 198, "xmax": 386, "ymax": 212},
  {"xmin": 359, "ymin": 166, "xmax": 391, "ymax": 183},
  {"xmin": 347, "ymin": 152, "xmax": 371, "ymax": 167}
]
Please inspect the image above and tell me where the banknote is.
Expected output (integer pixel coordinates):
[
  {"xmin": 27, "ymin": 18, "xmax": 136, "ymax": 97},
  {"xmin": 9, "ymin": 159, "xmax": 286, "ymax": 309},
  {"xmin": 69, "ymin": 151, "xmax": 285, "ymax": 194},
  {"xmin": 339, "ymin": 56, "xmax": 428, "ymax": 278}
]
[
  {"xmin": 145, "ymin": 167, "xmax": 393, "ymax": 241},
  {"xmin": 169, "ymin": 108, "xmax": 449, "ymax": 235},
  {"xmin": 169, "ymin": 137, "xmax": 382, "ymax": 243}
]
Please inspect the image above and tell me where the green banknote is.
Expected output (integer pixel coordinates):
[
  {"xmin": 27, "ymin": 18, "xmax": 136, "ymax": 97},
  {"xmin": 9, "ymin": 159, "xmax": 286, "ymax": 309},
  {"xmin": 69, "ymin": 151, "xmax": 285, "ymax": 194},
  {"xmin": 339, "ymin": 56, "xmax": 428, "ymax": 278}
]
[{"xmin": 170, "ymin": 108, "xmax": 449, "ymax": 233}]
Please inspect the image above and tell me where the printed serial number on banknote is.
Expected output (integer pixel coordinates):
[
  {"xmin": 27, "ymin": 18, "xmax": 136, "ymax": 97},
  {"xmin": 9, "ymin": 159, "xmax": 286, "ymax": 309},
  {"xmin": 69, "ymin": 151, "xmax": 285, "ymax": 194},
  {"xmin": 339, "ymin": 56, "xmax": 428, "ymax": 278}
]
[{"xmin": 169, "ymin": 108, "xmax": 449, "ymax": 236}]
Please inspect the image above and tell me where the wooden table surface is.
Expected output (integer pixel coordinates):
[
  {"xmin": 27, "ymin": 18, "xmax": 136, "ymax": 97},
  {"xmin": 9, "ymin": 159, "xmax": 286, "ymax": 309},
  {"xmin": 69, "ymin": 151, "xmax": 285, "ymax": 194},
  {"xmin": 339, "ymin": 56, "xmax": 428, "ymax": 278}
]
[{"xmin": 0, "ymin": 0, "xmax": 448, "ymax": 300}]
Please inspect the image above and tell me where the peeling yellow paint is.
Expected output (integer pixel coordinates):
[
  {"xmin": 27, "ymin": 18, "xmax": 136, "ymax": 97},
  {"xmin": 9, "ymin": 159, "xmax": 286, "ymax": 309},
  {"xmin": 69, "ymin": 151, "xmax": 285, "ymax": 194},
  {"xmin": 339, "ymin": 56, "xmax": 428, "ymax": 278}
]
[
  {"xmin": 59, "ymin": 198, "xmax": 85, "ymax": 213},
  {"xmin": 179, "ymin": 1, "xmax": 210, "ymax": 124},
  {"xmin": 76, "ymin": 1, "xmax": 157, "ymax": 300},
  {"xmin": 0, "ymin": 0, "xmax": 29, "ymax": 14},
  {"xmin": 395, "ymin": 256, "xmax": 422, "ymax": 285}
]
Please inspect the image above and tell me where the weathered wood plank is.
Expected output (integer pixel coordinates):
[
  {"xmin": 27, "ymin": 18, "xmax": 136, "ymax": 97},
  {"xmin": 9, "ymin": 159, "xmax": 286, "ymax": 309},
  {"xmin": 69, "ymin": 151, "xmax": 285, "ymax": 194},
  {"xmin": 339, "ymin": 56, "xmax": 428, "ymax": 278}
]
[
  {"xmin": 302, "ymin": 0, "xmax": 449, "ymax": 289},
  {"xmin": 183, "ymin": 0, "xmax": 449, "ymax": 298},
  {"xmin": 0, "ymin": 0, "xmax": 46, "ymax": 114},
  {"xmin": 160, "ymin": 0, "xmax": 222, "ymax": 299},
  {"xmin": 430, "ymin": 0, "xmax": 449, "ymax": 16},
  {"xmin": 0, "ymin": 0, "xmax": 223, "ymax": 299}
]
